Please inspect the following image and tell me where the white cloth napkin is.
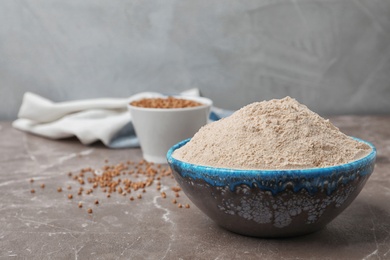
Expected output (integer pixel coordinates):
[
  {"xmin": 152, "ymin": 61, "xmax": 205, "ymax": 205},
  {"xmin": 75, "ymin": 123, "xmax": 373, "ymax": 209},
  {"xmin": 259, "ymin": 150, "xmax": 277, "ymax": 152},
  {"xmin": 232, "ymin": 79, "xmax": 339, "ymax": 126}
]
[{"xmin": 12, "ymin": 89, "xmax": 207, "ymax": 148}]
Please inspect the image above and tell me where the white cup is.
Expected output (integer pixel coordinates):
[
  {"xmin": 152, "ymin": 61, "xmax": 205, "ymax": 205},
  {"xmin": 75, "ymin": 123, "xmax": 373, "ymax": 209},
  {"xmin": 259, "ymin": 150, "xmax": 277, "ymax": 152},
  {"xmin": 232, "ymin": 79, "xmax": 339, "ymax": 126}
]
[{"xmin": 128, "ymin": 94, "xmax": 212, "ymax": 164}]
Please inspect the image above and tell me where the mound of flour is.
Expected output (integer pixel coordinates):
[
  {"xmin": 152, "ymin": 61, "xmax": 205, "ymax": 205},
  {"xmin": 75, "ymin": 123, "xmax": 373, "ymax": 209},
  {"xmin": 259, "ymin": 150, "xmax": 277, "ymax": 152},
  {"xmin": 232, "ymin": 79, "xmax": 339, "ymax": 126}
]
[{"xmin": 172, "ymin": 97, "xmax": 371, "ymax": 169}]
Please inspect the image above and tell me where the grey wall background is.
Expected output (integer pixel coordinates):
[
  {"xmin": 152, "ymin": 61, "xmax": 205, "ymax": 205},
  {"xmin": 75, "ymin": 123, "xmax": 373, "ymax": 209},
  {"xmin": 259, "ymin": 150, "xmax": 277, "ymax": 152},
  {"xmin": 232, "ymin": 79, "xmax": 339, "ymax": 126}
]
[{"xmin": 1, "ymin": 0, "xmax": 390, "ymax": 120}]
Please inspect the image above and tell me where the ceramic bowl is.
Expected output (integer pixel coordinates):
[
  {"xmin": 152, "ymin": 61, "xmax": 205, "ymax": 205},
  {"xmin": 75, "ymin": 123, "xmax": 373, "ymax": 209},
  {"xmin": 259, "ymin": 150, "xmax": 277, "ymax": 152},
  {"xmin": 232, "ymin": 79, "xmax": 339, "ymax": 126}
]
[
  {"xmin": 128, "ymin": 94, "xmax": 212, "ymax": 164},
  {"xmin": 167, "ymin": 138, "xmax": 376, "ymax": 237}
]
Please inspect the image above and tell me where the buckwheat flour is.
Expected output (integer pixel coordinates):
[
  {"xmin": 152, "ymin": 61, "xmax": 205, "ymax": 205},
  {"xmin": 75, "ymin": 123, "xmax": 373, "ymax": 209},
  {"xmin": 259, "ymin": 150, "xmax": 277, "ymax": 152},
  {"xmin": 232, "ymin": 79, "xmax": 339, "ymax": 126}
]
[{"xmin": 172, "ymin": 97, "xmax": 371, "ymax": 169}]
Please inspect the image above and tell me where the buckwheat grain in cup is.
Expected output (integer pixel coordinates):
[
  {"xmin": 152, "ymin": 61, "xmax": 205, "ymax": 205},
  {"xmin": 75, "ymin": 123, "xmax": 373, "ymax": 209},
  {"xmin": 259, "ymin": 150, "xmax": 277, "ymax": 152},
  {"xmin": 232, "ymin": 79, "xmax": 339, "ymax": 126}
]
[
  {"xmin": 130, "ymin": 96, "xmax": 203, "ymax": 109},
  {"xmin": 172, "ymin": 97, "xmax": 371, "ymax": 170}
]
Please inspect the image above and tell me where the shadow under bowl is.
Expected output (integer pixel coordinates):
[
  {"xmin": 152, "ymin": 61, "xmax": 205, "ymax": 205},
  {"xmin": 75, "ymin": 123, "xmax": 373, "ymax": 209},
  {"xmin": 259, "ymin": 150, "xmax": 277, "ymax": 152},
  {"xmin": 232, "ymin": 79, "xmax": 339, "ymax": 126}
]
[{"xmin": 167, "ymin": 138, "xmax": 376, "ymax": 238}]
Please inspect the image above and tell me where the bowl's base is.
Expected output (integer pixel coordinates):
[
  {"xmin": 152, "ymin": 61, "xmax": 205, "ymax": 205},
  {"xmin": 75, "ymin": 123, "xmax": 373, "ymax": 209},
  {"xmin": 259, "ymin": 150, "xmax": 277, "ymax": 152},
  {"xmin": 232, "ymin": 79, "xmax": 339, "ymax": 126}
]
[
  {"xmin": 171, "ymin": 171, "xmax": 372, "ymax": 239},
  {"xmin": 219, "ymin": 223, "xmax": 326, "ymax": 238}
]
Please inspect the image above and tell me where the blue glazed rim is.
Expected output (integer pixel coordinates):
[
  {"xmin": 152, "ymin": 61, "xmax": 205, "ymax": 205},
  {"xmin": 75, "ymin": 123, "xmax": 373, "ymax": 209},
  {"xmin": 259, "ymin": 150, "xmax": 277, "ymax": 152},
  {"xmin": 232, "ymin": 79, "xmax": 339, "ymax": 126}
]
[{"xmin": 167, "ymin": 137, "xmax": 376, "ymax": 194}]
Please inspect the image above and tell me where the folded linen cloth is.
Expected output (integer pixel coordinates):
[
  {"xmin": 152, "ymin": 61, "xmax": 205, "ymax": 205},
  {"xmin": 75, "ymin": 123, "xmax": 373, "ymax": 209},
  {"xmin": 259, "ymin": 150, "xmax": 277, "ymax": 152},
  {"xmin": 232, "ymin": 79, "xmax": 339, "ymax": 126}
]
[{"xmin": 12, "ymin": 89, "xmax": 232, "ymax": 148}]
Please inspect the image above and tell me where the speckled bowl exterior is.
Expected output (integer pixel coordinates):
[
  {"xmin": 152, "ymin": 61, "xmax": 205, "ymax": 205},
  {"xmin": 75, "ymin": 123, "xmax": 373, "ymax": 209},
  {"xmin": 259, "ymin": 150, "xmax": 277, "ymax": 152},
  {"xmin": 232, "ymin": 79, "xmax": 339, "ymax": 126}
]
[{"xmin": 167, "ymin": 138, "xmax": 376, "ymax": 238}]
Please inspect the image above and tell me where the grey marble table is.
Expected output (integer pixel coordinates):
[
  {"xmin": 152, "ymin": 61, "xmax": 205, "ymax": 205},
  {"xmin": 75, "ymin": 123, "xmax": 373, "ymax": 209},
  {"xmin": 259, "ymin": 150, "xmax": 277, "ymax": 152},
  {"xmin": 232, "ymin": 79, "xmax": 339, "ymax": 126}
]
[{"xmin": 0, "ymin": 116, "xmax": 389, "ymax": 260}]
